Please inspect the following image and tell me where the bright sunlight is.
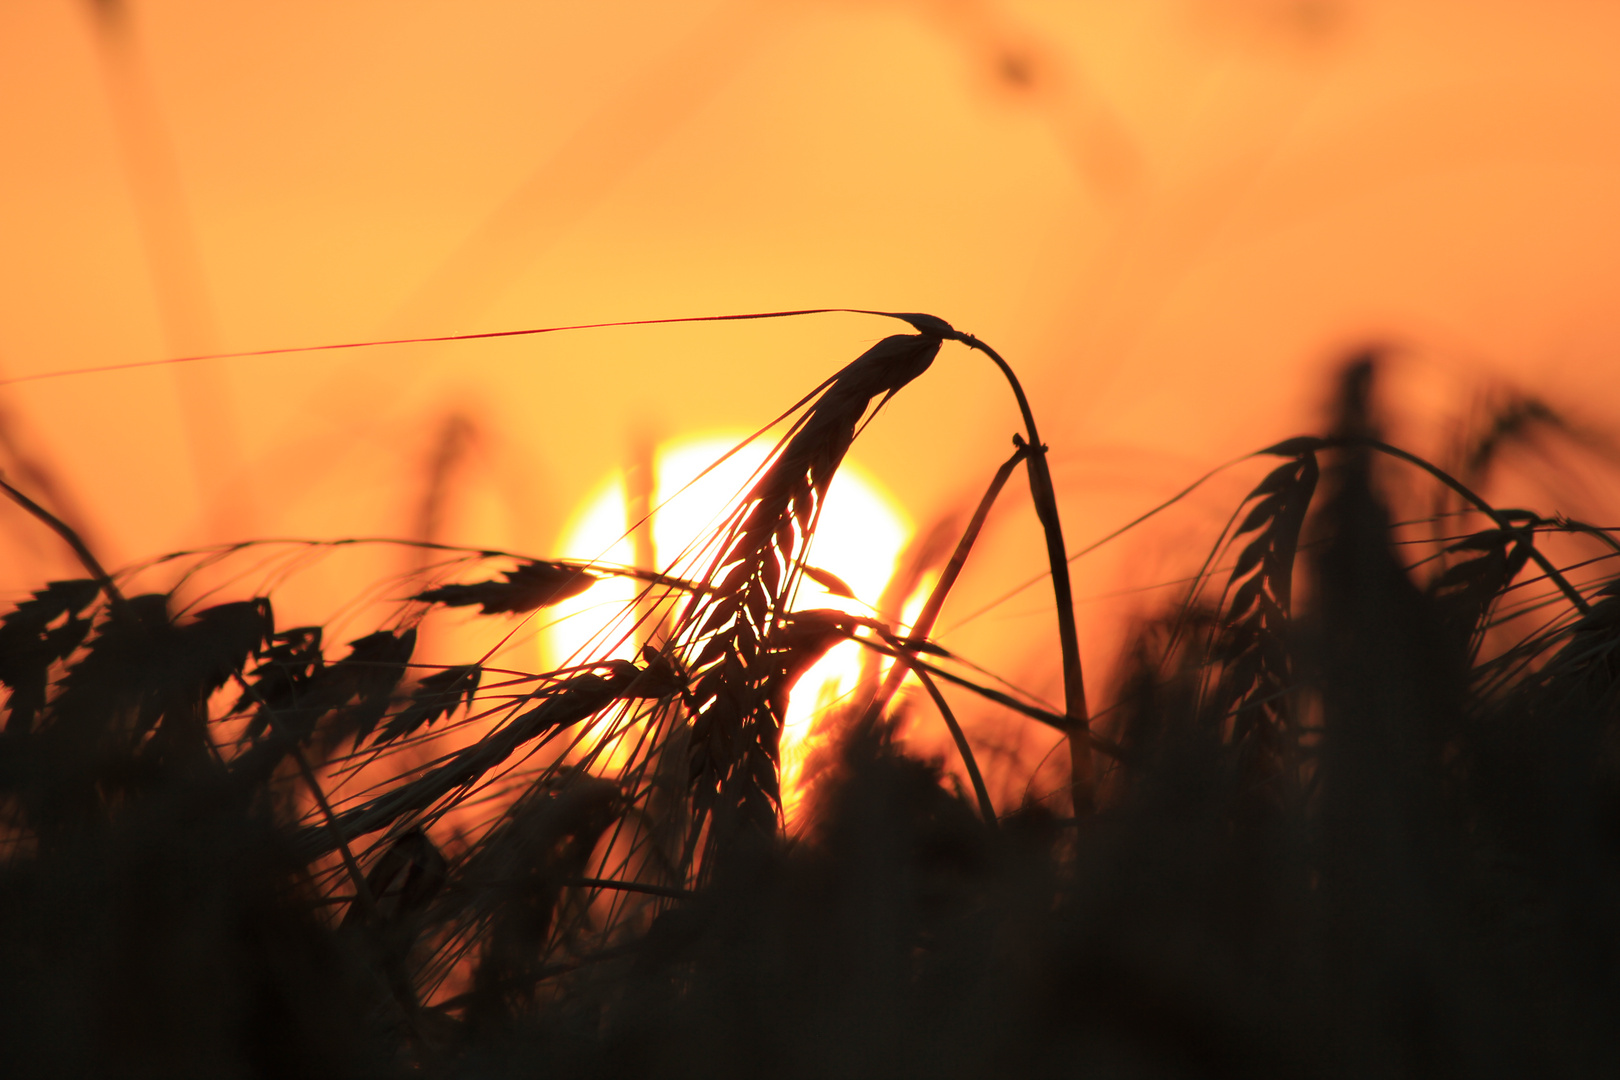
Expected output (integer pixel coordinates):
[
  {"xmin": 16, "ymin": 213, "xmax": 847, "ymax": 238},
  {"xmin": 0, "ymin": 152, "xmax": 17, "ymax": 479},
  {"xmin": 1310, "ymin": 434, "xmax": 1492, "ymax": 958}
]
[{"xmin": 545, "ymin": 433, "xmax": 910, "ymax": 814}]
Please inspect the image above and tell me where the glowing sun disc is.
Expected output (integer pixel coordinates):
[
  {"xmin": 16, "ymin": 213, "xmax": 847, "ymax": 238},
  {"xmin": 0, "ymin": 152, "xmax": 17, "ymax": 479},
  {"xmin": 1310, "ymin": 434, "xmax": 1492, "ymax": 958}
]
[{"xmin": 546, "ymin": 432, "xmax": 910, "ymax": 811}]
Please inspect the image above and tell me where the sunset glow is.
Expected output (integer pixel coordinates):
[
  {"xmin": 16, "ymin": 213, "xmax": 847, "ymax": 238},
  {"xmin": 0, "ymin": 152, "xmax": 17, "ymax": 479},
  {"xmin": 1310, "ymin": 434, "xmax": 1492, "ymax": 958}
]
[
  {"xmin": 7, "ymin": 7, "xmax": 1620, "ymax": 1068},
  {"xmin": 3, "ymin": 3, "xmax": 1619, "ymax": 704},
  {"xmin": 546, "ymin": 433, "xmax": 909, "ymax": 794}
]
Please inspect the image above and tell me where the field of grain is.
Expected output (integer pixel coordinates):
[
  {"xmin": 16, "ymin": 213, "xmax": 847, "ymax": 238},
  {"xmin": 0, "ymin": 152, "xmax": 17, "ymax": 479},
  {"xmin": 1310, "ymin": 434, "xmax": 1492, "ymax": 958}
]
[{"xmin": 4, "ymin": 4, "xmax": 1620, "ymax": 1076}]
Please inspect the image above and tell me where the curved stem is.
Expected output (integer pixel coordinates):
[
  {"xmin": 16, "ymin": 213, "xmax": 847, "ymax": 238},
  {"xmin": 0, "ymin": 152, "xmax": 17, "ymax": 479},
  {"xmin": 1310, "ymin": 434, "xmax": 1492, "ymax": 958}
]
[
  {"xmin": 905, "ymin": 662, "xmax": 997, "ymax": 828},
  {"xmin": 1312, "ymin": 436, "xmax": 1593, "ymax": 617},
  {"xmin": 232, "ymin": 673, "xmax": 378, "ymax": 921},
  {"xmin": 956, "ymin": 334, "xmax": 1093, "ymax": 813},
  {"xmin": 864, "ymin": 441, "xmax": 1028, "ymax": 727},
  {"xmin": 0, "ymin": 473, "xmax": 125, "ymax": 610},
  {"xmin": 852, "ymin": 632, "xmax": 1124, "ymax": 758}
]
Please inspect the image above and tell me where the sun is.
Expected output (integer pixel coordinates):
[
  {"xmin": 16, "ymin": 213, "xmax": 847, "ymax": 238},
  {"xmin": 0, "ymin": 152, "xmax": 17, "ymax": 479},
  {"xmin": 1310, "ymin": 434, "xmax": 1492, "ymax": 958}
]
[{"xmin": 544, "ymin": 432, "xmax": 911, "ymax": 816}]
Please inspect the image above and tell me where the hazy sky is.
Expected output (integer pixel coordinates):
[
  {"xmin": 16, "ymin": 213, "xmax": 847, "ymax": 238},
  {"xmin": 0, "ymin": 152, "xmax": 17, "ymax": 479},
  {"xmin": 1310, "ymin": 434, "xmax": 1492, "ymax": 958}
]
[{"xmin": 3, "ymin": 1, "xmax": 1619, "ymax": 719}]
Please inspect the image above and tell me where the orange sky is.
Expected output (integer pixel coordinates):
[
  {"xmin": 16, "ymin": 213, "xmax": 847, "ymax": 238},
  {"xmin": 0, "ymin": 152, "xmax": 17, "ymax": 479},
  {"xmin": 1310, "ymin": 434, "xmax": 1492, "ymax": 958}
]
[{"xmin": 3, "ymin": 0, "xmax": 1620, "ymax": 741}]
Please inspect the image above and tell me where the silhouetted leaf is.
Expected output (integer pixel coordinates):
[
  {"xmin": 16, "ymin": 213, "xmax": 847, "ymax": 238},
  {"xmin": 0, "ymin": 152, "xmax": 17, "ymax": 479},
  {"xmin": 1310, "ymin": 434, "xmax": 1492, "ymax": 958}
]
[
  {"xmin": 1252, "ymin": 458, "xmax": 1306, "ymax": 497},
  {"xmin": 239, "ymin": 626, "xmax": 325, "ymax": 740},
  {"xmin": 335, "ymin": 628, "xmax": 418, "ymax": 746},
  {"xmin": 1229, "ymin": 574, "xmax": 1267, "ymax": 622},
  {"xmin": 503, "ymin": 671, "xmax": 621, "ymax": 744},
  {"xmin": 698, "ymin": 597, "xmax": 740, "ymax": 639},
  {"xmin": 1258, "ymin": 436, "xmax": 1324, "ymax": 457},
  {"xmin": 715, "ymin": 560, "xmax": 753, "ymax": 596},
  {"xmin": 596, "ymin": 651, "xmax": 686, "ymax": 699},
  {"xmin": 1232, "ymin": 538, "xmax": 1266, "ymax": 579},
  {"xmin": 343, "ymin": 827, "xmax": 447, "ymax": 931},
  {"xmin": 180, "ymin": 598, "xmax": 274, "ymax": 695},
  {"xmin": 375, "ymin": 664, "xmax": 481, "ymax": 746},
  {"xmin": 744, "ymin": 580, "xmax": 770, "ymax": 628},
  {"xmin": 0, "ymin": 579, "xmax": 101, "ymax": 732},
  {"xmin": 1236, "ymin": 492, "xmax": 1285, "ymax": 536},
  {"xmin": 414, "ymin": 561, "xmax": 596, "ymax": 615},
  {"xmin": 800, "ymin": 565, "xmax": 855, "ymax": 598}
]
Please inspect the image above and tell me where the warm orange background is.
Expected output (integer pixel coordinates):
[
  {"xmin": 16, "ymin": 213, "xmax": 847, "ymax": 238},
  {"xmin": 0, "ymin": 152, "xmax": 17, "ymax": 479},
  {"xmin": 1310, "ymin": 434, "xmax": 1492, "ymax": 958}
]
[{"xmin": 3, "ymin": 1, "xmax": 1620, "ymax": 773}]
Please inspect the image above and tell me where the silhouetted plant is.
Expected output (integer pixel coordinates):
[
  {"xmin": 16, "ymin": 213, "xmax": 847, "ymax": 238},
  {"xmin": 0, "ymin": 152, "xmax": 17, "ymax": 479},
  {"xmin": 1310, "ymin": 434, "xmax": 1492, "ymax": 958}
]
[{"xmin": 1, "ymin": 328, "xmax": 1618, "ymax": 1078}]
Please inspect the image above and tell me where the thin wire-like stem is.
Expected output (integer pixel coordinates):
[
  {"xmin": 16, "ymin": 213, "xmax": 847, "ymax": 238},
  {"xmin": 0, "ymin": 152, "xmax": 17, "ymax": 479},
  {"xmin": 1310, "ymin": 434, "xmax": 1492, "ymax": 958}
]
[
  {"xmin": 231, "ymin": 674, "xmax": 379, "ymax": 920},
  {"xmin": 0, "ymin": 474, "xmax": 125, "ymax": 609},
  {"xmin": 0, "ymin": 305, "xmax": 911, "ymax": 389},
  {"xmin": 564, "ymin": 877, "xmax": 693, "ymax": 901},
  {"xmin": 951, "ymin": 333, "xmax": 1093, "ymax": 813},
  {"xmin": 904, "ymin": 662, "xmax": 997, "ymax": 829},
  {"xmin": 1285, "ymin": 435, "xmax": 1594, "ymax": 616},
  {"xmin": 864, "ymin": 440, "xmax": 1029, "ymax": 727},
  {"xmin": 857, "ymin": 637, "xmax": 1123, "ymax": 759}
]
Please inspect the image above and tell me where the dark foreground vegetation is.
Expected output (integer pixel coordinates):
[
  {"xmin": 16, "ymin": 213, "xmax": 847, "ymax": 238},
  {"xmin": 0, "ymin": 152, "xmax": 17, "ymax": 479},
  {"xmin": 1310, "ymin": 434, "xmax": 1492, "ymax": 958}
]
[{"xmin": 1, "ymin": 320, "xmax": 1618, "ymax": 1078}]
